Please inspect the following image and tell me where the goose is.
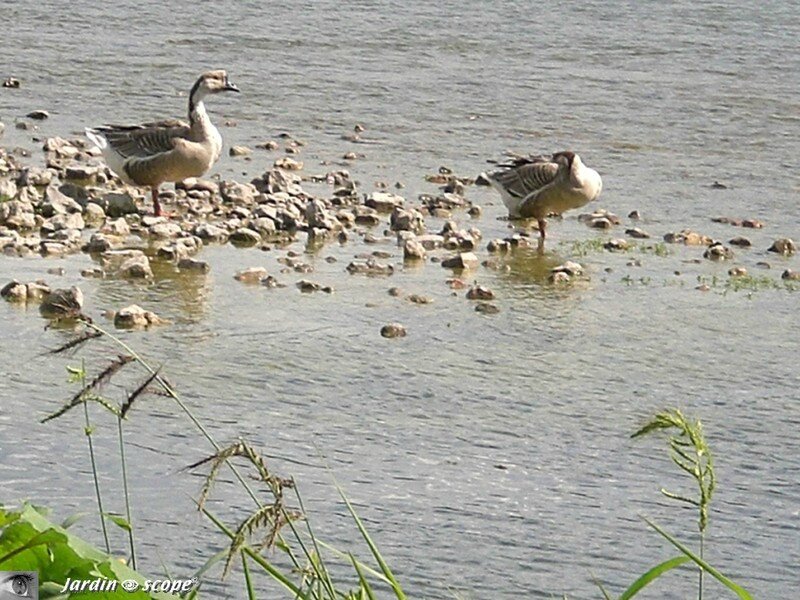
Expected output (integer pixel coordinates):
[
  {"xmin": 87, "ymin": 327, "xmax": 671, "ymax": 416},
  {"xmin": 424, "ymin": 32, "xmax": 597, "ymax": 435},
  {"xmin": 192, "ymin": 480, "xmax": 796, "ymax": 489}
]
[
  {"xmin": 487, "ymin": 151, "xmax": 602, "ymax": 243},
  {"xmin": 86, "ymin": 70, "xmax": 240, "ymax": 217}
]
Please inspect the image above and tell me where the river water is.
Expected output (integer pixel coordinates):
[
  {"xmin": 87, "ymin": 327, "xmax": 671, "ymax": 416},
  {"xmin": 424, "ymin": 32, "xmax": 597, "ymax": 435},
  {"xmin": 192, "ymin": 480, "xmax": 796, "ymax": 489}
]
[{"xmin": 1, "ymin": 1, "xmax": 798, "ymax": 598}]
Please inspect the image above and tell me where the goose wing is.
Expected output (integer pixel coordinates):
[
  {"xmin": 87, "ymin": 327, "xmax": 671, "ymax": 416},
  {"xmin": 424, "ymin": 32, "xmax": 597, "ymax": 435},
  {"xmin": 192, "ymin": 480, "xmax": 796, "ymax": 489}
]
[
  {"xmin": 490, "ymin": 157, "xmax": 560, "ymax": 199},
  {"xmin": 92, "ymin": 119, "xmax": 191, "ymax": 159}
]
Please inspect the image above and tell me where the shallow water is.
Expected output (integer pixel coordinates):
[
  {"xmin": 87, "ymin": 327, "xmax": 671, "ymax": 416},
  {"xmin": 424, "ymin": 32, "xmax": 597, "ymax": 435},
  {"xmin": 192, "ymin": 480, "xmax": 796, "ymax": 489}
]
[{"xmin": 1, "ymin": 1, "xmax": 799, "ymax": 598}]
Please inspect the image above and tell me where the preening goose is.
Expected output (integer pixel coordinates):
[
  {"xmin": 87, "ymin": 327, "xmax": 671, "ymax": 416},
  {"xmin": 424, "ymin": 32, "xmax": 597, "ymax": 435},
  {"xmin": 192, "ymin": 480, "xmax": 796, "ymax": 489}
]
[
  {"xmin": 86, "ymin": 70, "xmax": 240, "ymax": 217},
  {"xmin": 487, "ymin": 151, "xmax": 602, "ymax": 242}
]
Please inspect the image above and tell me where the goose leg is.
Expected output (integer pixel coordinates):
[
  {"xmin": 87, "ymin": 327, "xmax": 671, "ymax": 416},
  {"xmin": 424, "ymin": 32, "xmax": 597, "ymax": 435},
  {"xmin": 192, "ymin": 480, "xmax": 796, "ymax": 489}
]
[
  {"xmin": 537, "ymin": 218, "xmax": 547, "ymax": 241},
  {"xmin": 151, "ymin": 187, "xmax": 162, "ymax": 217}
]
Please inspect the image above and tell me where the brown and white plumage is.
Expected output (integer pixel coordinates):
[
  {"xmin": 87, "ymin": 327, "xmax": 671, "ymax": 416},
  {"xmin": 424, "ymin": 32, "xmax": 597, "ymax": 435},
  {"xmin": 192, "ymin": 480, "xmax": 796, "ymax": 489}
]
[
  {"xmin": 487, "ymin": 151, "xmax": 602, "ymax": 242},
  {"xmin": 86, "ymin": 70, "xmax": 239, "ymax": 216}
]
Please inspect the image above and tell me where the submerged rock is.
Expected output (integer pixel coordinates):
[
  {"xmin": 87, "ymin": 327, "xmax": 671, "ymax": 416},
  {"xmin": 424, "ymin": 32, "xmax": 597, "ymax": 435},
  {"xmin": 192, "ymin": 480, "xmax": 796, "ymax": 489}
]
[
  {"xmin": 177, "ymin": 258, "xmax": 210, "ymax": 273},
  {"xmin": 466, "ymin": 285, "xmax": 495, "ymax": 300},
  {"xmin": 235, "ymin": 267, "xmax": 268, "ymax": 283},
  {"xmin": 703, "ymin": 242, "xmax": 734, "ymax": 261},
  {"xmin": 474, "ymin": 302, "xmax": 500, "ymax": 314},
  {"xmin": 380, "ymin": 323, "xmax": 407, "ymax": 338},
  {"xmin": 768, "ymin": 238, "xmax": 796, "ymax": 255},
  {"xmin": 781, "ymin": 269, "xmax": 800, "ymax": 281},
  {"xmin": 441, "ymin": 252, "xmax": 479, "ymax": 270},
  {"xmin": 114, "ymin": 304, "xmax": 166, "ymax": 329},
  {"xmin": 40, "ymin": 286, "xmax": 83, "ymax": 317},
  {"xmin": 403, "ymin": 239, "xmax": 427, "ymax": 260},
  {"xmin": 346, "ymin": 258, "xmax": 394, "ymax": 276}
]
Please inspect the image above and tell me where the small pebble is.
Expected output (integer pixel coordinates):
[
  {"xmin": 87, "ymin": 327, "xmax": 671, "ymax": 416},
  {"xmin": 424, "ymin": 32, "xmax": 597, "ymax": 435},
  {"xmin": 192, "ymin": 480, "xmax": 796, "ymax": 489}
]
[{"xmin": 381, "ymin": 323, "xmax": 407, "ymax": 338}]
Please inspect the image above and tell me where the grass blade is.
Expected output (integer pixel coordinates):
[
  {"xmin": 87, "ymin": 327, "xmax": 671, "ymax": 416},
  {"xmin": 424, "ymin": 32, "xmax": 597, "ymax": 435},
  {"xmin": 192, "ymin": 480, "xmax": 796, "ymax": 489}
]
[
  {"xmin": 644, "ymin": 518, "xmax": 752, "ymax": 600},
  {"xmin": 617, "ymin": 555, "xmax": 691, "ymax": 600},
  {"xmin": 335, "ymin": 482, "xmax": 406, "ymax": 600},
  {"xmin": 350, "ymin": 553, "xmax": 376, "ymax": 600}
]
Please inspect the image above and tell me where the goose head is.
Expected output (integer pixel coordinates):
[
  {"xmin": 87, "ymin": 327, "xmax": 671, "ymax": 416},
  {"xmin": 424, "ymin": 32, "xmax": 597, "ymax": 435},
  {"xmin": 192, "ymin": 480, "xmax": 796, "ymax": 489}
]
[
  {"xmin": 552, "ymin": 150, "xmax": 577, "ymax": 169},
  {"xmin": 189, "ymin": 70, "xmax": 240, "ymax": 108}
]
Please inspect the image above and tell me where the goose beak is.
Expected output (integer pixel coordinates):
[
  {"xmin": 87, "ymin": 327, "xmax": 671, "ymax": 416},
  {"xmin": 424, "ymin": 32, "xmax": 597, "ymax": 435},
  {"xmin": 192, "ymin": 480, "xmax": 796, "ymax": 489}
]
[{"xmin": 224, "ymin": 80, "xmax": 240, "ymax": 93}]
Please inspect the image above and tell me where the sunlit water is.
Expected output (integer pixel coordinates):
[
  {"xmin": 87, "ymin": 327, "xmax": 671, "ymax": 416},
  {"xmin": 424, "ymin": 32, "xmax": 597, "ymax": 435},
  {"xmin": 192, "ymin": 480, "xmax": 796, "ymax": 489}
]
[{"xmin": 1, "ymin": 1, "xmax": 799, "ymax": 598}]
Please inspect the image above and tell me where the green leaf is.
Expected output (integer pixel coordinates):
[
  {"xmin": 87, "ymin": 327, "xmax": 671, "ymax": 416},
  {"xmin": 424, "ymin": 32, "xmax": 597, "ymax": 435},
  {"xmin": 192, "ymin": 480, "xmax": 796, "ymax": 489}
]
[
  {"xmin": 617, "ymin": 555, "xmax": 691, "ymax": 599},
  {"xmin": 335, "ymin": 482, "xmax": 407, "ymax": 600},
  {"xmin": 644, "ymin": 518, "xmax": 753, "ymax": 600},
  {"xmin": 60, "ymin": 513, "xmax": 87, "ymax": 530},
  {"xmin": 102, "ymin": 513, "xmax": 132, "ymax": 533}
]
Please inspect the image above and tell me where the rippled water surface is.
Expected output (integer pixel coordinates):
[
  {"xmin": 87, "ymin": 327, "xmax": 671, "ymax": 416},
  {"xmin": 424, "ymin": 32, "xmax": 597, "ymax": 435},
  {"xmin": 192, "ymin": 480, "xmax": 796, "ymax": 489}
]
[{"xmin": 1, "ymin": 1, "xmax": 799, "ymax": 598}]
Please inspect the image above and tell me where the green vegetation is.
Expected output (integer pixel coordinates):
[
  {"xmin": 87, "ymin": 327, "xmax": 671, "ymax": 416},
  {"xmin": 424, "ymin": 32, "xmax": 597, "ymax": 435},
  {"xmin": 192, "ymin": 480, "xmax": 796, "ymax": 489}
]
[
  {"xmin": 1, "ymin": 320, "xmax": 756, "ymax": 599},
  {"xmin": 595, "ymin": 409, "xmax": 751, "ymax": 599}
]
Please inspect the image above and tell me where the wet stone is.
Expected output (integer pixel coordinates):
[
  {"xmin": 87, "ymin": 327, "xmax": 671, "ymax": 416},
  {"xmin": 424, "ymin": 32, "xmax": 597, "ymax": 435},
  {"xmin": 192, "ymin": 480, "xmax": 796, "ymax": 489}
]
[
  {"xmin": 406, "ymin": 293, "xmax": 432, "ymax": 304},
  {"xmin": 604, "ymin": 238, "xmax": 629, "ymax": 251},
  {"xmin": 728, "ymin": 266, "xmax": 748, "ymax": 277},
  {"xmin": 366, "ymin": 192, "xmax": 405, "ymax": 212},
  {"xmin": 625, "ymin": 227, "xmax": 650, "ymax": 239},
  {"xmin": 346, "ymin": 258, "xmax": 394, "ymax": 276},
  {"xmin": 229, "ymin": 228, "xmax": 262, "ymax": 246},
  {"xmin": 729, "ymin": 236, "xmax": 752, "ymax": 247},
  {"xmin": 768, "ymin": 238, "xmax": 796, "ymax": 255},
  {"xmin": 380, "ymin": 323, "xmax": 407, "ymax": 338},
  {"xmin": 441, "ymin": 252, "xmax": 479, "ymax": 270},
  {"xmin": 466, "ymin": 285, "xmax": 495, "ymax": 300},
  {"xmin": 235, "ymin": 267, "xmax": 268, "ymax": 283},
  {"xmin": 26, "ymin": 110, "xmax": 49, "ymax": 120},
  {"xmin": 114, "ymin": 304, "xmax": 165, "ymax": 329},
  {"xmin": 403, "ymin": 239, "xmax": 426, "ymax": 260},
  {"xmin": 229, "ymin": 145, "xmax": 252, "ymax": 157},
  {"xmin": 40, "ymin": 286, "xmax": 83, "ymax": 317},
  {"xmin": 296, "ymin": 280, "xmax": 333, "ymax": 293},
  {"xmin": 474, "ymin": 302, "xmax": 500, "ymax": 314},
  {"xmin": 551, "ymin": 261, "xmax": 584, "ymax": 277},
  {"xmin": 703, "ymin": 242, "xmax": 734, "ymax": 261},
  {"xmin": 177, "ymin": 258, "xmax": 210, "ymax": 273},
  {"xmin": 781, "ymin": 269, "xmax": 800, "ymax": 281}
]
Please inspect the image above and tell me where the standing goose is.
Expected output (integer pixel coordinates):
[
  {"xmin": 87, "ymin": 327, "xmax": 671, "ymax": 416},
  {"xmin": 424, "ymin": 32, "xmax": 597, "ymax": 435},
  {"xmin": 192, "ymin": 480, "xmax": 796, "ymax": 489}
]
[
  {"xmin": 487, "ymin": 151, "xmax": 602, "ymax": 243},
  {"xmin": 86, "ymin": 70, "xmax": 240, "ymax": 217}
]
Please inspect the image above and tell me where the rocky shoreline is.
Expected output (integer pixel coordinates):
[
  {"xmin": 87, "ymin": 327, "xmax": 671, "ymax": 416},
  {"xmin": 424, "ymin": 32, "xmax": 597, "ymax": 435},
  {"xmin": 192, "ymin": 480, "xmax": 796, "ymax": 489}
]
[{"xmin": 0, "ymin": 122, "xmax": 797, "ymax": 332}]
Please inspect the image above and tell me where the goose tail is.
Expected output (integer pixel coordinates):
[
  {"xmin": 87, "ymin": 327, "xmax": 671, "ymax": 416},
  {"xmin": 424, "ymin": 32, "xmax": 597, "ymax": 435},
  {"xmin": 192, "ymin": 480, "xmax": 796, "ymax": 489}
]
[{"xmin": 85, "ymin": 127, "xmax": 108, "ymax": 150}]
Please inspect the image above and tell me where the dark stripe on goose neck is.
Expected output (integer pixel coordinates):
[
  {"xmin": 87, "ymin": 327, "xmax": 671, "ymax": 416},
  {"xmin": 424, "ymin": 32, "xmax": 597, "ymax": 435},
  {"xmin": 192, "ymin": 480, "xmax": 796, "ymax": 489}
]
[{"xmin": 188, "ymin": 76, "xmax": 204, "ymax": 122}]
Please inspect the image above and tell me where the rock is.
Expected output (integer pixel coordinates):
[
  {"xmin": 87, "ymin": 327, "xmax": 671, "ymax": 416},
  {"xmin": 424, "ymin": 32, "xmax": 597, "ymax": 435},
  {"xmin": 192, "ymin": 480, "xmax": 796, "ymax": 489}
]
[
  {"xmin": 441, "ymin": 252, "xmax": 479, "ymax": 270},
  {"xmin": 551, "ymin": 261, "xmax": 584, "ymax": 277},
  {"xmin": 274, "ymin": 157, "xmax": 303, "ymax": 171},
  {"xmin": 229, "ymin": 145, "xmax": 252, "ymax": 157},
  {"xmin": 468, "ymin": 205, "xmax": 482, "ymax": 217},
  {"xmin": 768, "ymin": 238, "xmax": 796, "ymax": 255},
  {"xmin": 296, "ymin": 279, "xmax": 333, "ymax": 293},
  {"xmin": 220, "ymin": 181, "xmax": 257, "ymax": 205},
  {"xmin": 380, "ymin": 323, "xmax": 407, "ymax": 338},
  {"xmin": 47, "ymin": 267, "xmax": 65, "ymax": 276},
  {"xmin": 487, "ymin": 239, "xmax": 510, "ymax": 253},
  {"xmin": 406, "ymin": 294, "xmax": 432, "ymax": 304},
  {"xmin": 104, "ymin": 192, "xmax": 139, "ymax": 217},
  {"xmin": 390, "ymin": 206, "xmax": 425, "ymax": 234},
  {"xmin": 114, "ymin": 304, "xmax": 165, "ymax": 329},
  {"xmin": 77, "ymin": 203, "xmax": 104, "ymax": 226},
  {"xmin": 50, "ymin": 212, "xmax": 85, "ymax": 231},
  {"xmin": 403, "ymin": 239, "xmax": 427, "ymax": 260},
  {"xmin": 305, "ymin": 199, "xmax": 339, "ymax": 230},
  {"xmin": 1, "ymin": 281, "xmax": 28, "ymax": 302},
  {"xmin": 366, "ymin": 192, "xmax": 405, "ymax": 212},
  {"xmin": 590, "ymin": 217, "xmax": 613, "ymax": 229},
  {"xmin": 781, "ymin": 269, "xmax": 800, "ymax": 281},
  {"xmin": 346, "ymin": 258, "xmax": 394, "ymax": 276},
  {"xmin": 663, "ymin": 230, "xmax": 712, "ymax": 245},
  {"xmin": 728, "ymin": 266, "xmax": 747, "ymax": 277},
  {"xmin": 415, "ymin": 234, "xmax": 445, "ymax": 250},
  {"xmin": 229, "ymin": 228, "xmax": 262, "ymax": 246},
  {"xmin": 234, "ymin": 267, "xmax": 268, "ymax": 283},
  {"xmin": 728, "ymin": 236, "xmax": 752, "ymax": 247},
  {"xmin": 2, "ymin": 77, "xmax": 21, "ymax": 88},
  {"xmin": 82, "ymin": 233, "xmax": 114, "ymax": 253},
  {"xmin": 580, "ymin": 209, "xmax": 620, "ymax": 225},
  {"xmin": 0, "ymin": 200, "xmax": 35, "ymax": 229},
  {"xmin": 118, "ymin": 254, "xmax": 153, "ymax": 279},
  {"xmin": 604, "ymin": 238, "xmax": 630, "ymax": 251},
  {"xmin": 742, "ymin": 219, "xmax": 764, "ymax": 229},
  {"xmin": 81, "ymin": 268, "xmax": 105, "ymax": 278},
  {"xmin": 474, "ymin": 302, "xmax": 500, "ymax": 314},
  {"xmin": 549, "ymin": 271, "xmax": 572, "ymax": 284},
  {"xmin": 703, "ymin": 242, "xmax": 734, "ymax": 261},
  {"xmin": 193, "ymin": 223, "xmax": 229, "ymax": 243},
  {"xmin": 26, "ymin": 110, "xmax": 50, "ymax": 120},
  {"xmin": 466, "ymin": 285, "xmax": 495, "ymax": 300},
  {"xmin": 388, "ymin": 287, "xmax": 403, "ymax": 297},
  {"xmin": 625, "ymin": 227, "xmax": 650, "ymax": 239},
  {"xmin": 755, "ymin": 262, "xmax": 771, "ymax": 270},
  {"xmin": 628, "ymin": 210, "xmax": 642, "ymax": 220},
  {"xmin": 256, "ymin": 140, "xmax": 280, "ymax": 151},
  {"xmin": 148, "ymin": 222, "xmax": 182, "ymax": 239},
  {"xmin": 40, "ymin": 286, "xmax": 83, "ymax": 317},
  {"xmin": 0, "ymin": 179, "xmax": 18, "ymax": 201},
  {"xmin": 177, "ymin": 258, "xmax": 210, "ymax": 273}
]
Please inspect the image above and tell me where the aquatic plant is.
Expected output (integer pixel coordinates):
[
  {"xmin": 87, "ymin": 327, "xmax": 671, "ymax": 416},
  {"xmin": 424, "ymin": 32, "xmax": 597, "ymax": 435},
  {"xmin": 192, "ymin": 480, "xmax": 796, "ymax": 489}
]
[
  {"xmin": 595, "ymin": 409, "xmax": 751, "ymax": 599},
  {"xmin": 35, "ymin": 317, "xmax": 407, "ymax": 599}
]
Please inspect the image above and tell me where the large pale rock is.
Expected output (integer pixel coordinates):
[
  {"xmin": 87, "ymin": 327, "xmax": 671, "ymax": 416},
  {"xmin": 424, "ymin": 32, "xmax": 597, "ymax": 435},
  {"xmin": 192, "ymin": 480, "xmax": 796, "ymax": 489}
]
[
  {"xmin": 365, "ymin": 192, "xmax": 405, "ymax": 212},
  {"xmin": 118, "ymin": 255, "xmax": 153, "ymax": 279},
  {"xmin": 114, "ymin": 304, "xmax": 166, "ymax": 329},
  {"xmin": 441, "ymin": 252, "xmax": 479, "ymax": 270},
  {"xmin": 104, "ymin": 192, "xmax": 139, "ymax": 217}
]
